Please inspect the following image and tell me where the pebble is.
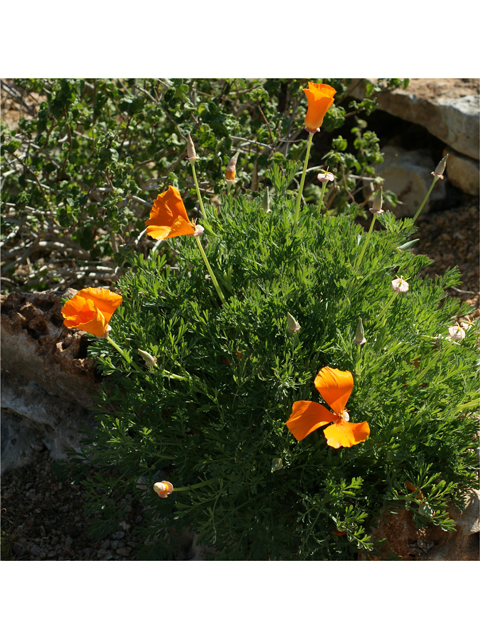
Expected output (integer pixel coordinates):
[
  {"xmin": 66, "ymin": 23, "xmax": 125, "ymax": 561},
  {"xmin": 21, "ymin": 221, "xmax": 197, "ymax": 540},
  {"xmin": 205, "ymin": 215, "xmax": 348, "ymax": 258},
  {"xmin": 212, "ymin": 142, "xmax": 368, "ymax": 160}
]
[
  {"xmin": 113, "ymin": 531, "xmax": 125, "ymax": 540},
  {"xmin": 116, "ymin": 547, "xmax": 132, "ymax": 557}
]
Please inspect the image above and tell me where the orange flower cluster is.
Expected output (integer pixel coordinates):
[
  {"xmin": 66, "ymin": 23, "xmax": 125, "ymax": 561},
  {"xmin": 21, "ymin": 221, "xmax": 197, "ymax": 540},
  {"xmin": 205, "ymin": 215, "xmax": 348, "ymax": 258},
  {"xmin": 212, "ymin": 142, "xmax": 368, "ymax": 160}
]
[
  {"xmin": 286, "ymin": 367, "xmax": 370, "ymax": 448},
  {"xmin": 61, "ymin": 287, "xmax": 123, "ymax": 337},
  {"xmin": 303, "ymin": 83, "xmax": 336, "ymax": 132}
]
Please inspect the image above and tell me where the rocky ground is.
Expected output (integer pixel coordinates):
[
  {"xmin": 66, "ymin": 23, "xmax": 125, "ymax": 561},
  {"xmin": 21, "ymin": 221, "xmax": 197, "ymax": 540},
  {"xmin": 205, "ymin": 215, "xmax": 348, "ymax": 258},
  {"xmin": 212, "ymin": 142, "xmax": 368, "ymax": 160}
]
[{"xmin": 2, "ymin": 193, "xmax": 478, "ymax": 562}]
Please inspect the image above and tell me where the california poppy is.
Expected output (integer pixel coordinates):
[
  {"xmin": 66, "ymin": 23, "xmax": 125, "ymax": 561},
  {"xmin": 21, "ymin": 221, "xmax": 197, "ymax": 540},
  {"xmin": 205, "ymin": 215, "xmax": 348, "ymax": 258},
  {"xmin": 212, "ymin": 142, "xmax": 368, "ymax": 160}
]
[
  {"xmin": 303, "ymin": 83, "xmax": 336, "ymax": 132},
  {"xmin": 145, "ymin": 186, "xmax": 199, "ymax": 240},
  {"xmin": 61, "ymin": 287, "xmax": 123, "ymax": 337},
  {"xmin": 286, "ymin": 367, "xmax": 370, "ymax": 448}
]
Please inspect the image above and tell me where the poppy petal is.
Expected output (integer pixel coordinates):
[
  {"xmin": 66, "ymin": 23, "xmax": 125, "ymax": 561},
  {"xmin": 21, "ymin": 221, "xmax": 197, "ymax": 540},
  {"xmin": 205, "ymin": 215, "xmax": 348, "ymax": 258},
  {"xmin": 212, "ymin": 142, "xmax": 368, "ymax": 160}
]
[
  {"xmin": 323, "ymin": 420, "xmax": 370, "ymax": 449},
  {"xmin": 76, "ymin": 287, "xmax": 123, "ymax": 324},
  {"xmin": 314, "ymin": 367, "xmax": 354, "ymax": 414},
  {"xmin": 303, "ymin": 83, "xmax": 336, "ymax": 130},
  {"xmin": 146, "ymin": 186, "xmax": 195, "ymax": 239},
  {"xmin": 62, "ymin": 295, "xmax": 109, "ymax": 337},
  {"xmin": 286, "ymin": 401, "xmax": 336, "ymax": 441}
]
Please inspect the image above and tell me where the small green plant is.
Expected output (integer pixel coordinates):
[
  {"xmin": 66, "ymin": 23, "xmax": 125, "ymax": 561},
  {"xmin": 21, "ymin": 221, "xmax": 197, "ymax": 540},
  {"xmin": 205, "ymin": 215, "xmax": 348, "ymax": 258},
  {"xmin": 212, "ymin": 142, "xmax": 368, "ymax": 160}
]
[
  {"xmin": 64, "ymin": 147, "xmax": 477, "ymax": 559},
  {"xmin": 16, "ymin": 77, "xmax": 476, "ymax": 560}
]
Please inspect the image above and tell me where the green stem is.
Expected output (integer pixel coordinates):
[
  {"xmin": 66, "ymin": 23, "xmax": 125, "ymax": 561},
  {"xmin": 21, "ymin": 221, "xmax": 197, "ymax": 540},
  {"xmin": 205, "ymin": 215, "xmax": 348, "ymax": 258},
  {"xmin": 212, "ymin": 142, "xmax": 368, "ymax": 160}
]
[
  {"xmin": 412, "ymin": 176, "xmax": 438, "ymax": 223},
  {"xmin": 190, "ymin": 160, "xmax": 207, "ymax": 221},
  {"xmin": 173, "ymin": 478, "xmax": 218, "ymax": 493},
  {"xmin": 107, "ymin": 335, "xmax": 142, "ymax": 372},
  {"xmin": 316, "ymin": 180, "xmax": 329, "ymax": 215},
  {"xmin": 195, "ymin": 235, "xmax": 226, "ymax": 304},
  {"xmin": 376, "ymin": 291, "xmax": 399, "ymax": 326},
  {"xmin": 355, "ymin": 212, "xmax": 378, "ymax": 272},
  {"xmin": 293, "ymin": 131, "xmax": 314, "ymax": 225}
]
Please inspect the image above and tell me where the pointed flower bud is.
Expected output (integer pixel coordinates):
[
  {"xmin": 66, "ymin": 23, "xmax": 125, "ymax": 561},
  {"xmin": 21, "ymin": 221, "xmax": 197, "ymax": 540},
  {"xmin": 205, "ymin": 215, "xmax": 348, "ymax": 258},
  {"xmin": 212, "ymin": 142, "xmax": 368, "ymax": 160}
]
[
  {"xmin": 186, "ymin": 133, "xmax": 197, "ymax": 162},
  {"xmin": 432, "ymin": 155, "xmax": 448, "ymax": 180},
  {"xmin": 286, "ymin": 312, "xmax": 300, "ymax": 334},
  {"xmin": 370, "ymin": 188, "xmax": 383, "ymax": 214},
  {"xmin": 153, "ymin": 481, "xmax": 174, "ymax": 498},
  {"xmin": 262, "ymin": 188, "xmax": 271, "ymax": 213},
  {"xmin": 226, "ymin": 151, "xmax": 240, "ymax": 183},
  {"xmin": 391, "ymin": 276, "xmax": 409, "ymax": 293},
  {"xmin": 138, "ymin": 348, "xmax": 157, "ymax": 369},
  {"xmin": 317, "ymin": 171, "xmax": 334, "ymax": 183},
  {"xmin": 353, "ymin": 317, "xmax": 366, "ymax": 345}
]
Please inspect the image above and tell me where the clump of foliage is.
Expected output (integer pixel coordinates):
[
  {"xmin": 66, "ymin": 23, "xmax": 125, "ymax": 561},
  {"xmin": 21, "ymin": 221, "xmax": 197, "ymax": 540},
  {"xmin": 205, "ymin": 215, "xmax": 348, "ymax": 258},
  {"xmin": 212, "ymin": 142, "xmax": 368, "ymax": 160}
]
[
  {"xmin": 1, "ymin": 78, "xmax": 406, "ymax": 291},
  {"xmin": 68, "ymin": 160, "xmax": 477, "ymax": 560},
  {"xmin": 7, "ymin": 77, "xmax": 476, "ymax": 560}
]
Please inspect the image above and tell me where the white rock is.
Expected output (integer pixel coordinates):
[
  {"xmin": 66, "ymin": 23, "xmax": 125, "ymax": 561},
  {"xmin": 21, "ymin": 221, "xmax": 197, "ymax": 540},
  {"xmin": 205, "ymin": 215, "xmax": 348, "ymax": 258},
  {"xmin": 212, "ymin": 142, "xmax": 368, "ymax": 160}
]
[
  {"xmin": 349, "ymin": 79, "xmax": 480, "ymax": 161},
  {"xmin": 444, "ymin": 145, "xmax": 479, "ymax": 196},
  {"xmin": 372, "ymin": 145, "xmax": 446, "ymax": 217}
]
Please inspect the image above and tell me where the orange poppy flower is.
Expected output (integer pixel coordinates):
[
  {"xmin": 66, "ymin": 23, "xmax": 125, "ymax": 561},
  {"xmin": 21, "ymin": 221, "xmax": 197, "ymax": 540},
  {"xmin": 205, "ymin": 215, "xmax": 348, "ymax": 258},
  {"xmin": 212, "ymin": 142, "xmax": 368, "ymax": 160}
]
[
  {"xmin": 61, "ymin": 287, "xmax": 123, "ymax": 337},
  {"xmin": 303, "ymin": 82, "xmax": 336, "ymax": 132},
  {"xmin": 286, "ymin": 367, "xmax": 370, "ymax": 448},
  {"xmin": 145, "ymin": 186, "xmax": 197, "ymax": 240}
]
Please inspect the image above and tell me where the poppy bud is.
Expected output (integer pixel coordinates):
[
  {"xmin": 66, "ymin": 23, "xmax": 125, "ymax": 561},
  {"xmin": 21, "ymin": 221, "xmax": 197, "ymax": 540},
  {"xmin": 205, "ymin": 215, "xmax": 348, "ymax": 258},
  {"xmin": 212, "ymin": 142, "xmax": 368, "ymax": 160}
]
[
  {"xmin": 138, "ymin": 349, "xmax": 157, "ymax": 369},
  {"xmin": 286, "ymin": 312, "xmax": 300, "ymax": 334},
  {"xmin": 226, "ymin": 151, "xmax": 240, "ymax": 183},
  {"xmin": 186, "ymin": 133, "xmax": 197, "ymax": 162},
  {"xmin": 262, "ymin": 188, "xmax": 271, "ymax": 213},
  {"xmin": 370, "ymin": 188, "xmax": 383, "ymax": 214},
  {"xmin": 432, "ymin": 154, "xmax": 448, "ymax": 180},
  {"xmin": 153, "ymin": 481, "xmax": 174, "ymax": 498},
  {"xmin": 353, "ymin": 317, "xmax": 366, "ymax": 345},
  {"xmin": 391, "ymin": 277, "xmax": 409, "ymax": 293},
  {"xmin": 193, "ymin": 224, "xmax": 204, "ymax": 237}
]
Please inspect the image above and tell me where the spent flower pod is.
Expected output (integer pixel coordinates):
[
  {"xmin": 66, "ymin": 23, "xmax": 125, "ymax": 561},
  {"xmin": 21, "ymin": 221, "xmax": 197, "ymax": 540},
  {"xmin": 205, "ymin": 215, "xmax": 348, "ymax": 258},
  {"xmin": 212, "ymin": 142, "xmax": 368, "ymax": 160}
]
[
  {"xmin": 391, "ymin": 277, "xmax": 409, "ymax": 293},
  {"xmin": 448, "ymin": 325, "xmax": 465, "ymax": 341},
  {"xmin": 138, "ymin": 349, "xmax": 157, "ymax": 369},
  {"xmin": 317, "ymin": 171, "xmax": 334, "ymax": 183},
  {"xmin": 353, "ymin": 318, "xmax": 366, "ymax": 345},
  {"xmin": 286, "ymin": 312, "xmax": 300, "ymax": 334},
  {"xmin": 432, "ymin": 154, "xmax": 448, "ymax": 179},
  {"xmin": 153, "ymin": 481, "xmax": 174, "ymax": 498}
]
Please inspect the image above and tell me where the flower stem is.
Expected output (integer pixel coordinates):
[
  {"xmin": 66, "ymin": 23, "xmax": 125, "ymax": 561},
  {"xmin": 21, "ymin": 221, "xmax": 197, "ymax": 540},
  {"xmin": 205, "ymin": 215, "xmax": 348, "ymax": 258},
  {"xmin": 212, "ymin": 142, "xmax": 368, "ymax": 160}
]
[
  {"xmin": 376, "ymin": 291, "xmax": 399, "ymax": 326},
  {"xmin": 316, "ymin": 180, "xmax": 329, "ymax": 216},
  {"xmin": 293, "ymin": 131, "xmax": 314, "ymax": 225},
  {"xmin": 195, "ymin": 235, "xmax": 226, "ymax": 304},
  {"xmin": 355, "ymin": 212, "xmax": 378, "ymax": 272},
  {"xmin": 412, "ymin": 176, "xmax": 438, "ymax": 223},
  {"xmin": 173, "ymin": 478, "xmax": 218, "ymax": 493},
  {"xmin": 107, "ymin": 335, "xmax": 142, "ymax": 372},
  {"xmin": 190, "ymin": 160, "xmax": 207, "ymax": 221}
]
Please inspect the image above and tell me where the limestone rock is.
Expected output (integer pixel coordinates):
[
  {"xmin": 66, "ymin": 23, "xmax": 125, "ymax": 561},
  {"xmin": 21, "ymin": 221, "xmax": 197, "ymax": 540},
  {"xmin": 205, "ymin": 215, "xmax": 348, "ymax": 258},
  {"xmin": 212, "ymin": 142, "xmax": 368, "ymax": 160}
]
[
  {"xmin": 373, "ymin": 145, "xmax": 446, "ymax": 217},
  {"xmin": 360, "ymin": 489, "xmax": 479, "ymax": 561},
  {"xmin": 349, "ymin": 79, "xmax": 480, "ymax": 161},
  {"xmin": 444, "ymin": 145, "xmax": 479, "ymax": 196},
  {"xmin": 1, "ymin": 289, "xmax": 100, "ymax": 407},
  {"xmin": 1, "ymin": 372, "xmax": 95, "ymax": 473}
]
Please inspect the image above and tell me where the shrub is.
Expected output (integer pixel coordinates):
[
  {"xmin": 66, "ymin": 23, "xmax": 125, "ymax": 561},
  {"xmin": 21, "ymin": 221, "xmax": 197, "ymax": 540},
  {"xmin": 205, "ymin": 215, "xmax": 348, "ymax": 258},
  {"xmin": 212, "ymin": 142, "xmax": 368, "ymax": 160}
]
[
  {"xmin": 1, "ymin": 78, "xmax": 406, "ymax": 291},
  {"xmin": 67, "ymin": 160, "xmax": 477, "ymax": 560}
]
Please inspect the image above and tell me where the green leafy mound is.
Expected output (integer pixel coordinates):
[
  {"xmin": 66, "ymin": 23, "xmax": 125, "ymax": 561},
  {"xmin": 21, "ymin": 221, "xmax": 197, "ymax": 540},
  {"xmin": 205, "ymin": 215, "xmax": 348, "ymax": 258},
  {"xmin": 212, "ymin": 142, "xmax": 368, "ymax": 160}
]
[{"xmin": 74, "ymin": 165, "xmax": 478, "ymax": 560}]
